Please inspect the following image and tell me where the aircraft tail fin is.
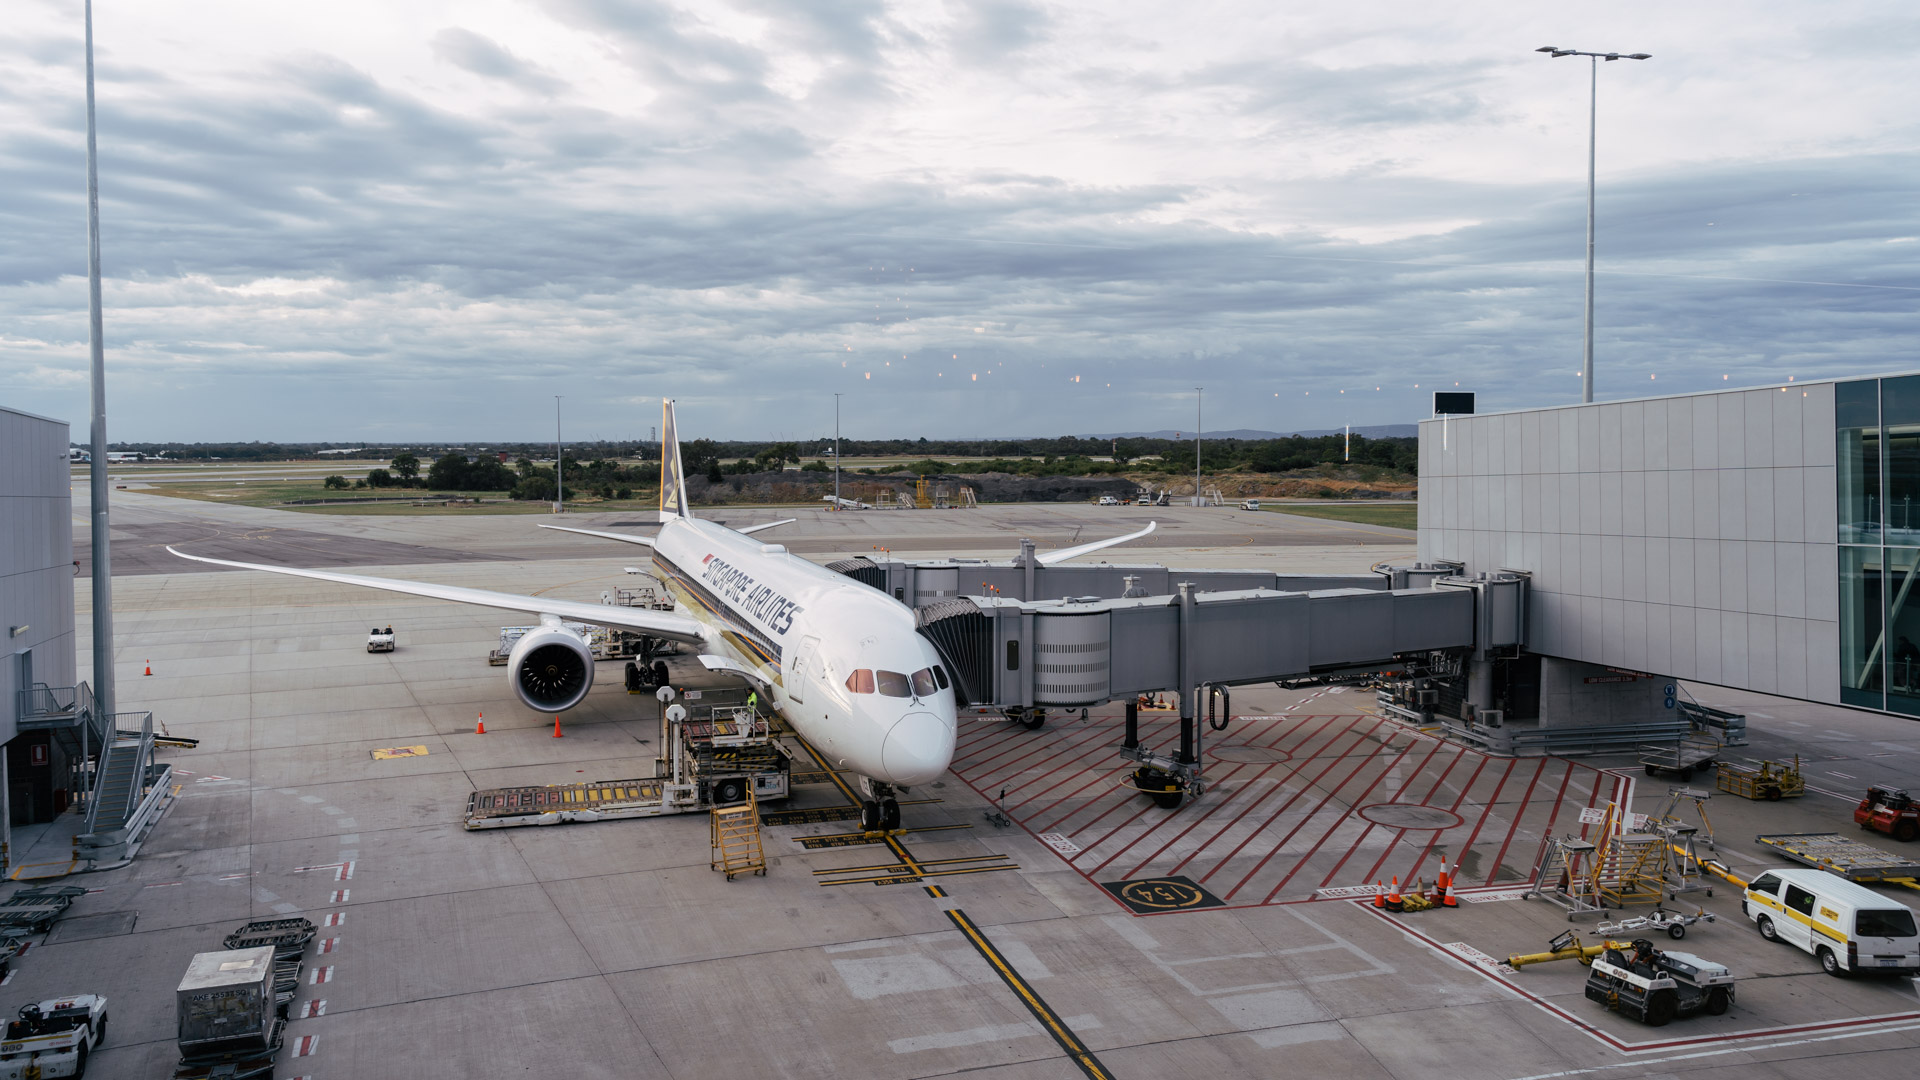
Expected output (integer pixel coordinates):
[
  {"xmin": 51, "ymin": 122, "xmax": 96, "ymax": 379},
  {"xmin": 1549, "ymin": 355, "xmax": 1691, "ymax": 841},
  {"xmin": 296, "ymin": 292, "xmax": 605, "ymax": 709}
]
[{"xmin": 659, "ymin": 398, "xmax": 693, "ymax": 522}]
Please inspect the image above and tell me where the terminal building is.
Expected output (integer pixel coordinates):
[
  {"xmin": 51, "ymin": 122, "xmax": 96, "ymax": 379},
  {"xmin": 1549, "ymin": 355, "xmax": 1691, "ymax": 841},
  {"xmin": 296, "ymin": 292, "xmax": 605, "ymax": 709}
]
[
  {"xmin": 1419, "ymin": 373, "xmax": 1920, "ymax": 724},
  {"xmin": 1, "ymin": 406, "xmax": 82, "ymax": 830}
]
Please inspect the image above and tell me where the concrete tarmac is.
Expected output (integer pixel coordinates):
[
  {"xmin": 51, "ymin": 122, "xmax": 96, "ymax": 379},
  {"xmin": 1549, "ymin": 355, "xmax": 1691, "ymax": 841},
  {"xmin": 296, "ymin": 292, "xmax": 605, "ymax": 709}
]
[{"xmin": 13, "ymin": 494, "xmax": 1920, "ymax": 1079}]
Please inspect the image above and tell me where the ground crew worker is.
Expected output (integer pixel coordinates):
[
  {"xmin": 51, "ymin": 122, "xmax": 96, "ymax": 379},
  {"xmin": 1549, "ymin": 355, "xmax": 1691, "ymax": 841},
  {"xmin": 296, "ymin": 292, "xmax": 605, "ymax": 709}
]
[{"xmin": 747, "ymin": 690, "xmax": 759, "ymax": 716}]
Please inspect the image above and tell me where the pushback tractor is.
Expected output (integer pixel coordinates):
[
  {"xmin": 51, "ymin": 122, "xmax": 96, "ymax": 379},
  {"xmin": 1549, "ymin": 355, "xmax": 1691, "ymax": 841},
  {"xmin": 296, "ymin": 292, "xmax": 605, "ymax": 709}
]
[{"xmin": 1583, "ymin": 938, "xmax": 1735, "ymax": 1026}]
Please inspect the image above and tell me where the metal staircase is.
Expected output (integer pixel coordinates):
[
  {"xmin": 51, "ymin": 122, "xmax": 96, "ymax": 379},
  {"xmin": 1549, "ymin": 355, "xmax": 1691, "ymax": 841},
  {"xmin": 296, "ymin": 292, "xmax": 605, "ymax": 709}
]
[
  {"xmin": 1525, "ymin": 836, "xmax": 1605, "ymax": 917},
  {"xmin": 76, "ymin": 710, "xmax": 175, "ymax": 870},
  {"xmin": 710, "ymin": 795, "xmax": 767, "ymax": 881}
]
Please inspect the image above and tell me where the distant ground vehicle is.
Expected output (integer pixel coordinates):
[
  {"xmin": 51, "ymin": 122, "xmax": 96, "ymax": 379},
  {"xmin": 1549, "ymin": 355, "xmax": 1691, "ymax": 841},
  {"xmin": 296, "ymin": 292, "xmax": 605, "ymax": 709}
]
[
  {"xmin": 1240, "ymin": 500, "xmax": 1261, "ymax": 511},
  {"xmin": 1743, "ymin": 867, "xmax": 1920, "ymax": 975},
  {"xmin": 1854, "ymin": 786, "xmax": 1919, "ymax": 842},
  {"xmin": 0, "ymin": 995, "xmax": 108, "ymax": 1079},
  {"xmin": 366, "ymin": 625, "xmax": 394, "ymax": 652},
  {"xmin": 1096, "ymin": 496, "xmax": 1120, "ymax": 506}
]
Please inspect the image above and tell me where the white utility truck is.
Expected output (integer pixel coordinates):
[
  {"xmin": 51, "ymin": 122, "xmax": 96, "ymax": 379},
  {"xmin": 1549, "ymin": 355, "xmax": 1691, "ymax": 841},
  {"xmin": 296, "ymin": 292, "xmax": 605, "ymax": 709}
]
[
  {"xmin": 366, "ymin": 625, "xmax": 395, "ymax": 652},
  {"xmin": 0, "ymin": 995, "xmax": 109, "ymax": 1079}
]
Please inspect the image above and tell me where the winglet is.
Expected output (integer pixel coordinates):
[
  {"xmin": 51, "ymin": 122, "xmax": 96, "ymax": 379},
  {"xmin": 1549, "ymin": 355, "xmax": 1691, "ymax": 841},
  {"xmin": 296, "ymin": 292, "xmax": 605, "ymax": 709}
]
[
  {"xmin": 660, "ymin": 398, "xmax": 692, "ymax": 523},
  {"xmin": 1034, "ymin": 520, "xmax": 1158, "ymax": 565}
]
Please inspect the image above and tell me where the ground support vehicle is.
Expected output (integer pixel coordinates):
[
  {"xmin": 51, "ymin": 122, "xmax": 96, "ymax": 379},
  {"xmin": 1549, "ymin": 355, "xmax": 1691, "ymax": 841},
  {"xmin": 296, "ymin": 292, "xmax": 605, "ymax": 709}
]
[
  {"xmin": 1583, "ymin": 940, "xmax": 1734, "ymax": 1026},
  {"xmin": 1639, "ymin": 733, "xmax": 1720, "ymax": 780},
  {"xmin": 464, "ymin": 704, "xmax": 791, "ymax": 829},
  {"xmin": 223, "ymin": 920, "xmax": 313, "ymax": 1017},
  {"xmin": 1854, "ymin": 786, "xmax": 1920, "ymax": 842},
  {"xmin": 1240, "ymin": 500, "xmax": 1261, "ymax": 510},
  {"xmin": 0, "ymin": 887, "xmax": 86, "ymax": 935},
  {"xmin": 365, "ymin": 626, "xmax": 394, "ymax": 652},
  {"xmin": 1717, "ymin": 758, "xmax": 1805, "ymax": 801},
  {"xmin": 1742, "ymin": 866, "xmax": 1920, "ymax": 976},
  {"xmin": 0, "ymin": 996, "xmax": 108, "ymax": 1079}
]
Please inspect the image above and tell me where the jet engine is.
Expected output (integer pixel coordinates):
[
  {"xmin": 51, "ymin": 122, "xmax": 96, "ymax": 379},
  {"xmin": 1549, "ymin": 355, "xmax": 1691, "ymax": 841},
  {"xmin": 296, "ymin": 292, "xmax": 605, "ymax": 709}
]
[{"xmin": 508, "ymin": 623, "xmax": 595, "ymax": 712}]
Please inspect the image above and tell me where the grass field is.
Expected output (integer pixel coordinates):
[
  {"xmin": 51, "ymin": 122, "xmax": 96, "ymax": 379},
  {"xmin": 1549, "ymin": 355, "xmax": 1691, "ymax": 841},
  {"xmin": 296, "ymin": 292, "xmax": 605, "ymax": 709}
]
[{"xmin": 1266, "ymin": 502, "xmax": 1416, "ymax": 531}]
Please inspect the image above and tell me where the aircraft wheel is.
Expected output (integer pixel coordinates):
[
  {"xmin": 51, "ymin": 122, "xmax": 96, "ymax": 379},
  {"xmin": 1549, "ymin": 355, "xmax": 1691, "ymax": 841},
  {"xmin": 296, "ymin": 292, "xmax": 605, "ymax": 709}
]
[
  {"xmin": 653, "ymin": 661, "xmax": 670, "ymax": 686},
  {"xmin": 881, "ymin": 799, "xmax": 901, "ymax": 831},
  {"xmin": 860, "ymin": 800, "xmax": 882, "ymax": 832}
]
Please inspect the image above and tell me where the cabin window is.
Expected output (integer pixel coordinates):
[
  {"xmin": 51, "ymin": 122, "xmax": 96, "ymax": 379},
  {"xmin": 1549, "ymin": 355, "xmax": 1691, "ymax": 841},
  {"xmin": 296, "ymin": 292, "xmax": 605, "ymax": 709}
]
[
  {"xmin": 1858, "ymin": 909, "xmax": 1918, "ymax": 937},
  {"xmin": 911, "ymin": 668, "xmax": 938, "ymax": 697},
  {"xmin": 875, "ymin": 670, "xmax": 911, "ymax": 697},
  {"xmin": 931, "ymin": 665, "xmax": 950, "ymax": 690},
  {"xmin": 845, "ymin": 669, "xmax": 875, "ymax": 694}
]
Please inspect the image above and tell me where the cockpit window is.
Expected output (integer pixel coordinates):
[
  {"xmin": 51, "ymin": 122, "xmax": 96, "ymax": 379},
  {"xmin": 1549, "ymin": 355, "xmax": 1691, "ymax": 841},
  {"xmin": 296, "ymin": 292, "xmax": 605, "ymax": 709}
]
[
  {"xmin": 875, "ymin": 670, "xmax": 912, "ymax": 697},
  {"xmin": 912, "ymin": 668, "xmax": 939, "ymax": 697},
  {"xmin": 845, "ymin": 669, "xmax": 875, "ymax": 694},
  {"xmin": 932, "ymin": 665, "xmax": 950, "ymax": 690}
]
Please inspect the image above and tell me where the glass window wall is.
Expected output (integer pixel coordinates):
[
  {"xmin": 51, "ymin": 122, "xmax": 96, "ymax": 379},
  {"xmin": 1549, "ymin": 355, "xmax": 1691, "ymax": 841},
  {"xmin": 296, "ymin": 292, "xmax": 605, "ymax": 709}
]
[
  {"xmin": 1837, "ymin": 376, "xmax": 1920, "ymax": 716},
  {"xmin": 1837, "ymin": 379, "xmax": 1880, "ymax": 544}
]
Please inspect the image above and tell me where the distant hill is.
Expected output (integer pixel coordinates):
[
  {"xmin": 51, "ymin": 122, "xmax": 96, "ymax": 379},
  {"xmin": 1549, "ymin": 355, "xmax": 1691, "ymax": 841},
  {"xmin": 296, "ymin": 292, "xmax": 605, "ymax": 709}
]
[{"xmin": 1080, "ymin": 424, "xmax": 1418, "ymax": 440}]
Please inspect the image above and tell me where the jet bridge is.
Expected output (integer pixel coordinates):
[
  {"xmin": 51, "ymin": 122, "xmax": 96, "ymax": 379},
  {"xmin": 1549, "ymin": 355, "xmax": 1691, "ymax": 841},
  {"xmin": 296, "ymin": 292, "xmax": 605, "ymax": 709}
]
[{"xmin": 829, "ymin": 549, "xmax": 1524, "ymax": 808}]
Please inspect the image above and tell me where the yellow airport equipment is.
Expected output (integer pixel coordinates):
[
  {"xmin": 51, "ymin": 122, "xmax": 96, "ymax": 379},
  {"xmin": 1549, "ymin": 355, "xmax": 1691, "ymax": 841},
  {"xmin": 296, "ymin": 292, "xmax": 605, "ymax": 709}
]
[
  {"xmin": 1508, "ymin": 931, "xmax": 1626, "ymax": 970},
  {"xmin": 1717, "ymin": 757, "xmax": 1805, "ymax": 801},
  {"xmin": 710, "ymin": 795, "xmax": 767, "ymax": 880}
]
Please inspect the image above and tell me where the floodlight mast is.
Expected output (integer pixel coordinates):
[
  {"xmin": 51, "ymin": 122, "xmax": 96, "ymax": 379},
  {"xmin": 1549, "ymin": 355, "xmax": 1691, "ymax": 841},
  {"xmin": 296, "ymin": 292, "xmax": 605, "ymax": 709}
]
[
  {"xmin": 1535, "ymin": 46, "xmax": 1651, "ymax": 404},
  {"xmin": 84, "ymin": 0, "xmax": 116, "ymax": 724}
]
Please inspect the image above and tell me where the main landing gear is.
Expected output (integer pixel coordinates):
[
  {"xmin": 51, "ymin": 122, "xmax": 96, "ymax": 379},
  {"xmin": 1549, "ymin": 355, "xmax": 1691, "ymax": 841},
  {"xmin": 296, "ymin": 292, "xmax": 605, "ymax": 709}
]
[
  {"xmin": 1004, "ymin": 706, "xmax": 1047, "ymax": 730},
  {"xmin": 858, "ymin": 778, "xmax": 903, "ymax": 833}
]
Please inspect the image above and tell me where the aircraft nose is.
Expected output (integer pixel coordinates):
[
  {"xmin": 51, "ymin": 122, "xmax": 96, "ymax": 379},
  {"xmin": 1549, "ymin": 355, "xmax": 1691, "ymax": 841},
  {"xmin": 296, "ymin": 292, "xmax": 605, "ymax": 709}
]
[{"xmin": 882, "ymin": 712, "xmax": 953, "ymax": 786}]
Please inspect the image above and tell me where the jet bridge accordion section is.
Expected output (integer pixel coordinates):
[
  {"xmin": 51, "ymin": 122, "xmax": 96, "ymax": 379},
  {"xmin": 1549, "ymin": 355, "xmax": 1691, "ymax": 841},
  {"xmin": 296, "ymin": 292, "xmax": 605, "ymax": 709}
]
[{"xmin": 915, "ymin": 584, "xmax": 1479, "ymax": 709}]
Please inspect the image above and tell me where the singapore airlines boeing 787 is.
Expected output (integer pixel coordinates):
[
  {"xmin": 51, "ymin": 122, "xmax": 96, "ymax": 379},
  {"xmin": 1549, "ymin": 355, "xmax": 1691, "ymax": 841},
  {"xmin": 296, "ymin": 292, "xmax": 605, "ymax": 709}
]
[{"xmin": 172, "ymin": 400, "xmax": 1154, "ymax": 830}]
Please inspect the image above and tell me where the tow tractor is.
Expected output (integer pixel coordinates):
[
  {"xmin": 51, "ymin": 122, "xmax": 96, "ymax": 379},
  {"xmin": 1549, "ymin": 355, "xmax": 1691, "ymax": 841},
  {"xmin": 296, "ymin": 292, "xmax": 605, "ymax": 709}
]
[
  {"xmin": 366, "ymin": 625, "xmax": 395, "ymax": 653},
  {"xmin": 1855, "ymin": 786, "xmax": 1920, "ymax": 843},
  {"xmin": 1584, "ymin": 938, "xmax": 1735, "ymax": 1026},
  {"xmin": 0, "ymin": 995, "xmax": 108, "ymax": 1079}
]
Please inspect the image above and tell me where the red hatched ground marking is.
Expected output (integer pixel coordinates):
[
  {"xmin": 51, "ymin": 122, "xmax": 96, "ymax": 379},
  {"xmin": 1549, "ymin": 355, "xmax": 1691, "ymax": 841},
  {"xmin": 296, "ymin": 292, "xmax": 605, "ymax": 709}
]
[
  {"xmin": 301, "ymin": 999, "xmax": 327, "ymax": 1018},
  {"xmin": 293, "ymin": 1034, "xmax": 319, "ymax": 1056},
  {"xmin": 951, "ymin": 710, "xmax": 1621, "ymax": 911}
]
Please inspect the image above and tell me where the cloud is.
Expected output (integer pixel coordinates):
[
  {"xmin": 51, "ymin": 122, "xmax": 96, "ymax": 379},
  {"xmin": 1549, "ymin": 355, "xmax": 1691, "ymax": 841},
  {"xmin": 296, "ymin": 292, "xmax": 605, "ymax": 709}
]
[
  {"xmin": 0, "ymin": 0, "xmax": 1917, "ymax": 442},
  {"xmin": 432, "ymin": 28, "xmax": 569, "ymax": 97}
]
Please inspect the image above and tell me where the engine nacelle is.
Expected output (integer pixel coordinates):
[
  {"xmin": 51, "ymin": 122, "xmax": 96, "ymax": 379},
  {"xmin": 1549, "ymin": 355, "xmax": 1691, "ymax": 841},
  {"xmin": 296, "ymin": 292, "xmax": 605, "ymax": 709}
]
[{"xmin": 508, "ymin": 624, "xmax": 595, "ymax": 712}]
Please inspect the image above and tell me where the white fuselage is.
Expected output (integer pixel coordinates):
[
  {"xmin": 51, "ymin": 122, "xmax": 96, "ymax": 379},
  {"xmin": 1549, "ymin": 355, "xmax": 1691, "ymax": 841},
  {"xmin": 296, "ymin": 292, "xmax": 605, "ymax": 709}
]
[{"xmin": 650, "ymin": 516, "xmax": 957, "ymax": 787}]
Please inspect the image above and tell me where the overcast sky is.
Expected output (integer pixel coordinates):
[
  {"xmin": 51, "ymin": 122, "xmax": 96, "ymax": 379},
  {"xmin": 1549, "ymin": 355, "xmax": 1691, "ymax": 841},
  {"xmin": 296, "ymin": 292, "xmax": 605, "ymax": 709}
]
[{"xmin": 4, "ymin": 1, "xmax": 1917, "ymax": 442}]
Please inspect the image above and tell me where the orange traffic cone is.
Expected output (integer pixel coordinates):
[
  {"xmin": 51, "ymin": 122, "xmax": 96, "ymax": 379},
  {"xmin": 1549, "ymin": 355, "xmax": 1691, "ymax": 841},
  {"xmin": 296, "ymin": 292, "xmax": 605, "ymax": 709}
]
[
  {"xmin": 143, "ymin": 660, "xmax": 152, "ymax": 676},
  {"xmin": 1435, "ymin": 857, "xmax": 1451, "ymax": 901},
  {"xmin": 1373, "ymin": 881, "xmax": 1385, "ymax": 908},
  {"xmin": 1442, "ymin": 877, "xmax": 1459, "ymax": 908},
  {"xmin": 1385, "ymin": 876, "xmax": 1404, "ymax": 913},
  {"xmin": 475, "ymin": 713, "xmax": 486, "ymax": 735},
  {"xmin": 551, "ymin": 716, "xmax": 563, "ymax": 738}
]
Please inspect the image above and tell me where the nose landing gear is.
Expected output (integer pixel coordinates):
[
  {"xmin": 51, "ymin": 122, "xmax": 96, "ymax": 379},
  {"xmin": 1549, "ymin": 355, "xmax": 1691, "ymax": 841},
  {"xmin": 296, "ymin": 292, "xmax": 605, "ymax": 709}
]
[{"xmin": 858, "ymin": 778, "xmax": 904, "ymax": 834}]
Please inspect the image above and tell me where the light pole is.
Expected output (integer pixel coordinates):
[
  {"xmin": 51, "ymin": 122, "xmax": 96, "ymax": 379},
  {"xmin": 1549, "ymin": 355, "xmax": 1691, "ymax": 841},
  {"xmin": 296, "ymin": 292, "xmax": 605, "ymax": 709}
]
[
  {"xmin": 553, "ymin": 395, "xmax": 563, "ymax": 514},
  {"xmin": 1194, "ymin": 387, "xmax": 1203, "ymax": 507},
  {"xmin": 1536, "ymin": 46, "xmax": 1650, "ymax": 404},
  {"xmin": 833, "ymin": 393, "xmax": 842, "ymax": 510}
]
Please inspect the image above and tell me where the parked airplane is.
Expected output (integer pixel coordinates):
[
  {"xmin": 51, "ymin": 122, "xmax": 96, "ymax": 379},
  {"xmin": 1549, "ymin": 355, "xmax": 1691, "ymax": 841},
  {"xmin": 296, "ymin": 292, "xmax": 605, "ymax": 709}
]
[{"xmin": 171, "ymin": 400, "xmax": 1156, "ymax": 831}]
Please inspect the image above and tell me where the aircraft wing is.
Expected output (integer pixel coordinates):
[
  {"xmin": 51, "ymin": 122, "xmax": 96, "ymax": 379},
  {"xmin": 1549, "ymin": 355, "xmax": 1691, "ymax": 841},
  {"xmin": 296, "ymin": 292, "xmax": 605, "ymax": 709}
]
[
  {"xmin": 536, "ymin": 523, "xmax": 654, "ymax": 546},
  {"xmin": 1035, "ymin": 520, "xmax": 1158, "ymax": 565},
  {"xmin": 165, "ymin": 546, "xmax": 707, "ymax": 644},
  {"xmin": 736, "ymin": 519, "xmax": 795, "ymax": 536}
]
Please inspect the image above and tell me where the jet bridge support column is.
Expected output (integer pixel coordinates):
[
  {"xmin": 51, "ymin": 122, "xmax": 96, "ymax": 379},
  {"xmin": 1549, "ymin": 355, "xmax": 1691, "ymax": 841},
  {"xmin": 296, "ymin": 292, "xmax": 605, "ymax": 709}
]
[{"xmin": 1119, "ymin": 582, "xmax": 1203, "ymax": 809}]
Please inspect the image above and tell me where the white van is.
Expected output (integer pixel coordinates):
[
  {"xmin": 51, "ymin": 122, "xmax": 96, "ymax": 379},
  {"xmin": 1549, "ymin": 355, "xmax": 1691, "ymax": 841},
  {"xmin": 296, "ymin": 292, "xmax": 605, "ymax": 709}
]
[
  {"xmin": 1240, "ymin": 500, "xmax": 1261, "ymax": 511},
  {"xmin": 1742, "ymin": 868, "xmax": 1919, "ymax": 976}
]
